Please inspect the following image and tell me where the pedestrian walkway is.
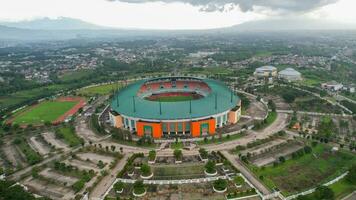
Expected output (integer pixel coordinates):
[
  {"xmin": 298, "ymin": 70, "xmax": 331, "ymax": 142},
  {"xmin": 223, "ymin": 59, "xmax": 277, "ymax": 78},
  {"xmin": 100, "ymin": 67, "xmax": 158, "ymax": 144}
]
[{"xmin": 220, "ymin": 151, "xmax": 271, "ymax": 195}]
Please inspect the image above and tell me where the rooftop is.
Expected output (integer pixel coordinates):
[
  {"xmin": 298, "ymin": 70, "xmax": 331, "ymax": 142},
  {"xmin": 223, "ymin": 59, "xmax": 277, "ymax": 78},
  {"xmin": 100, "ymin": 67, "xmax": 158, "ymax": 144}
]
[{"xmin": 111, "ymin": 77, "xmax": 240, "ymax": 120}]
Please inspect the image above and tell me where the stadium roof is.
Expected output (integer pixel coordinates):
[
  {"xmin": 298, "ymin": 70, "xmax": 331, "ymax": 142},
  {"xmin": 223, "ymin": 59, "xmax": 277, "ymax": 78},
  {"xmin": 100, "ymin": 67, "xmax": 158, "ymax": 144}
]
[
  {"xmin": 255, "ymin": 65, "xmax": 277, "ymax": 71},
  {"xmin": 111, "ymin": 78, "xmax": 240, "ymax": 120},
  {"xmin": 279, "ymin": 68, "xmax": 301, "ymax": 76}
]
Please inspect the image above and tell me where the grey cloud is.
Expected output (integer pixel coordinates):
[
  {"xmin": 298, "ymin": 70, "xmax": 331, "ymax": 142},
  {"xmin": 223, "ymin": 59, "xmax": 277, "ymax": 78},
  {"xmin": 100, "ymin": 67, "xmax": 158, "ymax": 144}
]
[{"xmin": 108, "ymin": 0, "xmax": 338, "ymax": 12}]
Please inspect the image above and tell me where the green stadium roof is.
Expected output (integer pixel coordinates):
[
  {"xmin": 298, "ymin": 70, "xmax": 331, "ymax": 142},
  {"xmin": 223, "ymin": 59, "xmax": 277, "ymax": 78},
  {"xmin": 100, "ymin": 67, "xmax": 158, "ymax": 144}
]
[{"xmin": 111, "ymin": 77, "xmax": 240, "ymax": 120}]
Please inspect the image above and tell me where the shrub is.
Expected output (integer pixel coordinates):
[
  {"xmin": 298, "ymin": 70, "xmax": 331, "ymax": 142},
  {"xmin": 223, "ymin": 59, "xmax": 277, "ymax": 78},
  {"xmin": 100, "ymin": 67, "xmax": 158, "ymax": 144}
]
[
  {"xmin": 140, "ymin": 164, "xmax": 151, "ymax": 176},
  {"xmin": 114, "ymin": 181, "xmax": 124, "ymax": 192},
  {"xmin": 205, "ymin": 160, "xmax": 216, "ymax": 174},
  {"xmin": 213, "ymin": 179, "xmax": 227, "ymax": 191},
  {"xmin": 133, "ymin": 180, "xmax": 145, "ymax": 195},
  {"xmin": 199, "ymin": 148, "xmax": 208, "ymax": 159},
  {"xmin": 234, "ymin": 176, "xmax": 244, "ymax": 185},
  {"xmin": 148, "ymin": 150, "xmax": 156, "ymax": 161},
  {"xmin": 173, "ymin": 149, "xmax": 182, "ymax": 161},
  {"xmin": 314, "ymin": 186, "xmax": 334, "ymax": 200}
]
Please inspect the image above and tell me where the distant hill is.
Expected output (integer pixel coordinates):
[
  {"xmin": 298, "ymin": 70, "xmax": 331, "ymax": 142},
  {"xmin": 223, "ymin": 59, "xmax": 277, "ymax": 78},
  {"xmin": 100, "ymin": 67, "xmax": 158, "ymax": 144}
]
[
  {"xmin": 230, "ymin": 19, "xmax": 356, "ymax": 31},
  {"xmin": 0, "ymin": 17, "xmax": 105, "ymax": 30},
  {"xmin": 0, "ymin": 25, "xmax": 39, "ymax": 40}
]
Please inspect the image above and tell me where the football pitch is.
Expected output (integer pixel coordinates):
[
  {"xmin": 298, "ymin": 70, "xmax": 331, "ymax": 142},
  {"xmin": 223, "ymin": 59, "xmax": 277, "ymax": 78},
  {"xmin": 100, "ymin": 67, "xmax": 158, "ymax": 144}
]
[
  {"xmin": 154, "ymin": 95, "xmax": 195, "ymax": 102},
  {"xmin": 11, "ymin": 100, "xmax": 79, "ymax": 125}
]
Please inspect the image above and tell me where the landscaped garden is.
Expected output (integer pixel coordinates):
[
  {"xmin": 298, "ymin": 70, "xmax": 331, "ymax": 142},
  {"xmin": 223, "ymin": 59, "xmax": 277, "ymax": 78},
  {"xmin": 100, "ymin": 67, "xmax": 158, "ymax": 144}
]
[{"xmin": 152, "ymin": 163, "xmax": 206, "ymax": 179}]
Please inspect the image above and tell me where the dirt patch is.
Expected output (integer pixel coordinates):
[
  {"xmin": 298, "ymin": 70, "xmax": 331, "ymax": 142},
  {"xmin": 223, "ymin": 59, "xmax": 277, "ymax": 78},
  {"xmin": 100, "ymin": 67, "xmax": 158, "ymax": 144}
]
[
  {"xmin": 23, "ymin": 177, "xmax": 75, "ymax": 200},
  {"xmin": 245, "ymin": 100, "xmax": 268, "ymax": 119},
  {"xmin": 251, "ymin": 142, "xmax": 304, "ymax": 167},
  {"xmin": 29, "ymin": 136, "xmax": 50, "ymax": 156},
  {"xmin": 75, "ymin": 119, "xmax": 101, "ymax": 142},
  {"xmin": 39, "ymin": 168, "xmax": 79, "ymax": 186},
  {"xmin": 2, "ymin": 144, "xmax": 27, "ymax": 168},
  {"xmin": 42, "ymin": 132, "xmax": 69, "ymax": 151},
  {"xmin": 241, "ymin": 139, "xmax": 286, "ymax": 156},
  {"xmin": 76, "ymin": 152, "xmax": 113, "ymax": 164},
  {"xmin": 64, "ymin": 159, "xmax": 100, "ymax": 172}
]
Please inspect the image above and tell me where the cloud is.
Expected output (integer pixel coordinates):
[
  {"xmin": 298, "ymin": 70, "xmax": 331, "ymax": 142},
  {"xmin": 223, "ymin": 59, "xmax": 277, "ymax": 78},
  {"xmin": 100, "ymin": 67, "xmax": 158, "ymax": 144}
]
[{"xmin": 107, "ymin": 0, "xmax": 338, "ymax": 13}]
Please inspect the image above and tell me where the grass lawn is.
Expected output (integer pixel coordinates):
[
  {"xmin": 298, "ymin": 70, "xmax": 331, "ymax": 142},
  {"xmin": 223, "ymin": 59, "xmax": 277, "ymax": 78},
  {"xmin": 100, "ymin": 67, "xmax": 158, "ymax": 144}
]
[
  {"xmin": 59, "ymin": 69, "xmax": 94, "ymax": 82},
  {"xmin": 56, "ymin": 126, "xmax": 83, "ymax": 147},
  {"xmin": 153, "ymin": 95, "xmax": 195, "ymax": 102},
  {"xmin": 249, "ymin": 144, "xmax": 356, "ymax": 195},
  {"xmin": 329, "ymin": 178, "xmax": 356, "ymax": 199},
  {"xmin": 152, "ymin": 164, "xmax": 205, "ymax": 179},
  {"xmin": 77, "ymin": 82, "xmax": 122, "ymax": 96},
  {"xmin": 253, "ymin": 111, "xmax": 277, "ymax": 130},
  {"xmin": 197, "ymin": 132, "xmax": 247, "ymax": 145},
  {"xmin": 265, "ymin": 111, "xmax": 277, "ymax": 125},
  {"xmin": 11, "ymin": 100, "xmax": 78, "ymax": 125}
]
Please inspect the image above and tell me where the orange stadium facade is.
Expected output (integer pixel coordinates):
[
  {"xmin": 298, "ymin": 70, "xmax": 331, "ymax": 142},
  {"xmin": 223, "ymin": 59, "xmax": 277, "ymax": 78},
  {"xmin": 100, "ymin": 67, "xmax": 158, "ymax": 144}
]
[{"xmin": 109, "ymin": 77, "xmax": 241, "ymax": 139}]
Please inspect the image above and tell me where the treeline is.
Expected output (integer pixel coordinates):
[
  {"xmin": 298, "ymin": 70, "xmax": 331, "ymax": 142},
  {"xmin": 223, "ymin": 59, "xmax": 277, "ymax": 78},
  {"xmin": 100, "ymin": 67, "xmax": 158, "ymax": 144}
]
[{"xmin": 0, "ymin": 179, "xmax": 50, "ymax": 200}]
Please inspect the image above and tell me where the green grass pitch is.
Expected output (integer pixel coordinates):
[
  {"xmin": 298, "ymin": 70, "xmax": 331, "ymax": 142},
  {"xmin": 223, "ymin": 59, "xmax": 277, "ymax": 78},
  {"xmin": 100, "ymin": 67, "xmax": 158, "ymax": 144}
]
[{"xmin": 12, "ymin": 101, "xmax": 78, "ymax": 125}]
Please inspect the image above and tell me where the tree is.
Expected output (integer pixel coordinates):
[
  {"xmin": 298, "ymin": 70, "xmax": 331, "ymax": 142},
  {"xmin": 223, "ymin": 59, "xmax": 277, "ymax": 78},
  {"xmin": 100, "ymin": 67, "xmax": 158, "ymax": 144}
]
[
  {"xmin": 268, "ymin": 99, "xmax": 276, "ymax": 112},
  {"xmin": 0, "ymin": 180, "xmax": 40, "ymax": 200},
  {"xmin": 110, "ymin": 145, "xmax": 116, "ymax": 152},
  {"xmin": 314, "ymin": 186, "xmax": 334, "ymax": 200},
  {"xmin": 97, "ymin": 160, "xmax": 105, "ymax": 169},
  {"xmin": 304, "ymin": 146, "xmax": 312, "ymax": 154},
  {"xmin": 279, "ymin": 156, "xmax": 285, "ymax": 163}
]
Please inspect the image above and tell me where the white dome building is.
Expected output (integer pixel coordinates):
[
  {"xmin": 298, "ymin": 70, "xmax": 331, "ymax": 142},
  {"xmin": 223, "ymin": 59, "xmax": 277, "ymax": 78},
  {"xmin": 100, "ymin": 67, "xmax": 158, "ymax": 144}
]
[
  {"xmin": 278, "ymin": 68, "xmax": 302, "ymax": 81},
  {"xmin": 254, "ymin": 66, "xmax": 277, "ymax": 78}
]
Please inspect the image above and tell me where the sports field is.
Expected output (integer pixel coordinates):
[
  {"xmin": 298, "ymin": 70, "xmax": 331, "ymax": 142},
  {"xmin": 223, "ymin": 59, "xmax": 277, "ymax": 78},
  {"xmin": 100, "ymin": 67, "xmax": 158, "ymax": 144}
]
[
  {"xmin": 146, "ymin": 92, "xmax": 202, "ymax": 102},
  {"xmin": 154, "ymin": 95, "xmax": 195, "ymax": 102},
  {"xmin": 10, "ymin": 97, "xmax": 84, "ymax": 125}
]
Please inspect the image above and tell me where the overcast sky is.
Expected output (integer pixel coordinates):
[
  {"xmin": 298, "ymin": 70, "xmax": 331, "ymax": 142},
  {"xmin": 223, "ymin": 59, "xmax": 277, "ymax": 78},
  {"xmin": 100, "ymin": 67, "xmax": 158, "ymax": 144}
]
[{"xmin": 0, "ymin": 0, "xmax": 355, "ymax": 29}]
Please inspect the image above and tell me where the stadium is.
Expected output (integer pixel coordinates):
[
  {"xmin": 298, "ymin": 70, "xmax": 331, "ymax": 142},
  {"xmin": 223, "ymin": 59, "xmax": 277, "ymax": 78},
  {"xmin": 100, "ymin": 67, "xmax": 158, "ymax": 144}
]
[{"xmin": 109, "ymin": 77, "xmax": 241, "ymax": 139}]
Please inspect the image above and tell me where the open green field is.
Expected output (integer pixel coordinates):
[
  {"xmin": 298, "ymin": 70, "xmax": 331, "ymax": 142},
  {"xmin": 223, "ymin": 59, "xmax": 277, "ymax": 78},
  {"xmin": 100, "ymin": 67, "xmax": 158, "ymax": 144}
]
[
  {"xmin": 77, "ymin": 82, "xmax": 122, "ymax": 96},
  {"xmin": 0, "ymin": 84, "xmax": 67, "ymax": 111},
  {"xmin": 329, "ymin": 178, "xmax": 356, "ymax": 199},
  {"xmin": 59, "ymin": 69, "xmax": 94, "ymax": 82},
  {"xmin": 11, "ymin": 100, "xmax": 78, "ymax": 125},
  {"xmin": 152, "ymin": 163, "xmax": 205, "ymax": 179},
  {"xmin": 249, "ymin": 144, "xmax": 356, "ymax": 195},
  {"xmin": 55, "ymin": 126, "xmax": 83, "ymax": 147}
]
